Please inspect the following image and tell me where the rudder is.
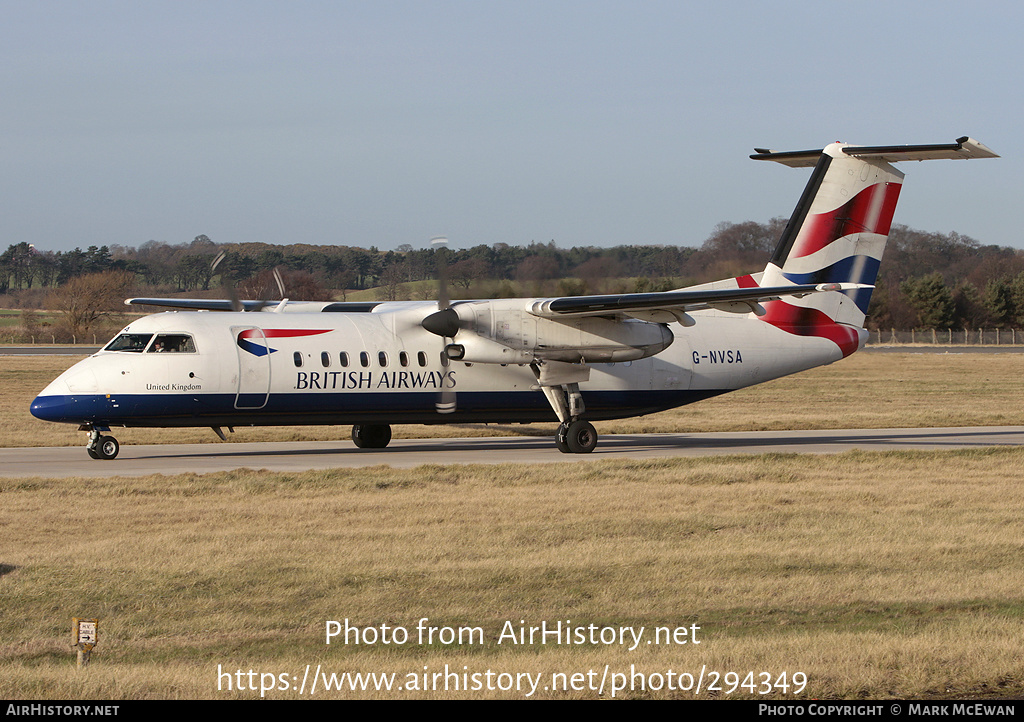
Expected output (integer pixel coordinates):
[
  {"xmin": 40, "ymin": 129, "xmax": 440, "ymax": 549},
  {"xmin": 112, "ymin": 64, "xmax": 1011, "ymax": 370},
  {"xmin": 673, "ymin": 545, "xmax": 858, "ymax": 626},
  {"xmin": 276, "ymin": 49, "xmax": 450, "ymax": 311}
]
[
  {"xmin": 751, "ymin": 137, "xmax": 997, "ymax": 353},
  {"xmin": 758, "ymin": 142, "xmax": 904, "ymax": 328}
]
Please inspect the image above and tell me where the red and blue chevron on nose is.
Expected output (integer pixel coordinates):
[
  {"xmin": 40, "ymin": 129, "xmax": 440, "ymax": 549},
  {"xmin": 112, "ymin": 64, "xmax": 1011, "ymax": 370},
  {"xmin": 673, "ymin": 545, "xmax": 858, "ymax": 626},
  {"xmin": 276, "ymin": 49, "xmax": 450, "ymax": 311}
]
[{"xmin": 236, "ymin": 328, "xmax": 331, "ymax": 356}]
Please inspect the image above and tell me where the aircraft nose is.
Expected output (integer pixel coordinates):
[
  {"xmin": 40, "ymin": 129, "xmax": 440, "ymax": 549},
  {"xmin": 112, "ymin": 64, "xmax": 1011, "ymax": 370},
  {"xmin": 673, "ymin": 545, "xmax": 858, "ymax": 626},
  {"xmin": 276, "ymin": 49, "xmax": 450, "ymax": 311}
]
[{"xmin": 30, "ymin": 394, "xmax": 68, "ymax": 422}]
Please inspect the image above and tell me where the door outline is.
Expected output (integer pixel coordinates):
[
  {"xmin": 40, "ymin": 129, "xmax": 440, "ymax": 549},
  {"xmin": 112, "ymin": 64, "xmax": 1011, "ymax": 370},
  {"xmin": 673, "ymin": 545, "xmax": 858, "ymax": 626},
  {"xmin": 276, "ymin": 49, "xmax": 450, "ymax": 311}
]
[{"xmin": 233, "ymin": 326, "xmax": 271, "ymax": 409}]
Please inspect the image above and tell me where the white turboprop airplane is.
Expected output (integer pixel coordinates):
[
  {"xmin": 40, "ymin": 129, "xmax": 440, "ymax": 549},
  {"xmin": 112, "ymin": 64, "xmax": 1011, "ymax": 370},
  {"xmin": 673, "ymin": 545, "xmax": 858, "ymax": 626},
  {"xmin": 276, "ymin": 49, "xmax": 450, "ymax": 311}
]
[{"xmin": 31, "ymin": 137, "xmax": 997, "ymax": 460}]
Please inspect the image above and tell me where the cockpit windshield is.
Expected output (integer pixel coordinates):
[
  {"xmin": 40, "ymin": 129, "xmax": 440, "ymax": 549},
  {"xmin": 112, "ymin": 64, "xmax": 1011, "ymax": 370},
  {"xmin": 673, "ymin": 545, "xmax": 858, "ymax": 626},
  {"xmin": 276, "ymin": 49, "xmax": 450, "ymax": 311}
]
[
  {"xmin": 103, "ymin": 333, "xmax": 153, "ymax": 353},
  {"xmin": 147, "ymin": 334, "xmax": 197, "ymax": 353}
]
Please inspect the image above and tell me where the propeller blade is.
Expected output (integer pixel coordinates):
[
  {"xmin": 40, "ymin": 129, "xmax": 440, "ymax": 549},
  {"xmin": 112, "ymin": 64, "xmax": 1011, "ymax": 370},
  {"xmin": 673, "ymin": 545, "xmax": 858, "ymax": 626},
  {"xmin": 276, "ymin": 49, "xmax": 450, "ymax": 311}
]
[
  {"xmin": 432, "ymin": 237, "xmax": 449, "ymax": 310},
  {"xmin": 436, "ymin": 386, "xmax": 457, "ymax": 414},
  {"xmin": 212, "ymin": 251, "xmax": 243, "ymax": 312},
  {"xmin": 430, "ymin": 237, "xmax": 456, "ymax": 414},
  {"xmin": 249, "ymin": 266, "xmax": 287, "ymax": 313},
  {"xmin": 273, "ymin": 267, "xmax": 286, "ymax": 299}
]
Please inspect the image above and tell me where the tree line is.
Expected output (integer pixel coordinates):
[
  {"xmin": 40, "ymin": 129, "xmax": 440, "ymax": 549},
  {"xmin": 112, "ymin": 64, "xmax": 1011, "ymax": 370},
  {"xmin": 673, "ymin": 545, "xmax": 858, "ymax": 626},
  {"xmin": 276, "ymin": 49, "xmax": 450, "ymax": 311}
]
[{"xmin": 3, "ymin": 221, "xmax": 1024, "ymax": 333}]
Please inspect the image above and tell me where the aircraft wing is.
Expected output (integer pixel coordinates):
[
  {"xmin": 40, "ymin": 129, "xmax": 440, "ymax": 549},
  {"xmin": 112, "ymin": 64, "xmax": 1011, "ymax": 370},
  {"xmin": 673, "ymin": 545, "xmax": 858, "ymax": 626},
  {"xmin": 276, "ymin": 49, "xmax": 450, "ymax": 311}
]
[
  {"xmin": 127, "ymin": 298, "xmax": 267, "ymax": 311},
  {"xmin": 528, "ymin": 282, "xmax": 867, "ymax": 320},
  {"xmin": 124, "ymin": 298, "xmax": 372, "ymax": 313}
]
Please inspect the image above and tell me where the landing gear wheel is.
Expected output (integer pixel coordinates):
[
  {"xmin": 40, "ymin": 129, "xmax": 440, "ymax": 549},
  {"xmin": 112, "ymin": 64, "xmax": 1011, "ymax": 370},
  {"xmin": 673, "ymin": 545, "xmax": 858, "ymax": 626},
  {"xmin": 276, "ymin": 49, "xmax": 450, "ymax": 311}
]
[
  {"xmin": 555, "ymin": 423, "xmax": 571, "ymax": 453},
  {"xmin": 87, "ymin": 447, "xmax": 101, "ymax": 459},
  {"xmin": 351, "ymin": 424, "xmax": 392, "ymax": 449},
  {"xmin": 96, "ymin": 436, "xmax": 119, "ymax": 460},
  {"xmin": 562, "ymin": 420, "xmax": 597, "ymax": 454}
]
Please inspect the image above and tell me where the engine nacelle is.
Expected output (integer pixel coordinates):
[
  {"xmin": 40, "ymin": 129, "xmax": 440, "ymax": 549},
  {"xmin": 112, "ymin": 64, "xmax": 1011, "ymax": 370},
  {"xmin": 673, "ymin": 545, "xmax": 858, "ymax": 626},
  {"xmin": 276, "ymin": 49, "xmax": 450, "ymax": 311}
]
[{"xmin": 438, "ymin": 299, "xmax": 673, "ymax": 364}]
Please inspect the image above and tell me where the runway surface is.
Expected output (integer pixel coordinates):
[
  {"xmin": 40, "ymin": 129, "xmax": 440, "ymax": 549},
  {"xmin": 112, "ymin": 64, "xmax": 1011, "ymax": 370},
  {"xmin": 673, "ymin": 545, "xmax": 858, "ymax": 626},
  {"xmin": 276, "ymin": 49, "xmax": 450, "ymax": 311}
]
[{"xmin": 4, "ymin": 426, "xmax": 1024, "ymax": 478}]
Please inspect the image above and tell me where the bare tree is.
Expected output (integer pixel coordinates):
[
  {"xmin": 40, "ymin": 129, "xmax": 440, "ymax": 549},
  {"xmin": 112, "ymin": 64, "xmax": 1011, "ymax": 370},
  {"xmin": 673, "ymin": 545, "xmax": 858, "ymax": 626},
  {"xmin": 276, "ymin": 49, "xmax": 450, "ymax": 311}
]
[
  {"xmin": 377, "ymin": 263, "xmax": 406, "ymax": 301},
  {"xmin": 449, "ymin": 258, "xmax": 490, "ymax": 290},
  {"xmin": 46, "ymin": 270, "xmax": 135, "ymax": 337},
  {"xmin": 239, "ymin": 268, "xmax": 329, "ymax": 301}
]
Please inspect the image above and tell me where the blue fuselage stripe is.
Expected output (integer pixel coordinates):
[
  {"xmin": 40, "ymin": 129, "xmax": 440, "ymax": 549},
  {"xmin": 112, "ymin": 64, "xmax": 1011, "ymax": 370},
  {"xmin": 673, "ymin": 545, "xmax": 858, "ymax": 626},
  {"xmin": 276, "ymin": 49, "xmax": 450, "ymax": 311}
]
[{"xmin": 31, "ymin": 390, "xmax": 726, "ymax": 427}]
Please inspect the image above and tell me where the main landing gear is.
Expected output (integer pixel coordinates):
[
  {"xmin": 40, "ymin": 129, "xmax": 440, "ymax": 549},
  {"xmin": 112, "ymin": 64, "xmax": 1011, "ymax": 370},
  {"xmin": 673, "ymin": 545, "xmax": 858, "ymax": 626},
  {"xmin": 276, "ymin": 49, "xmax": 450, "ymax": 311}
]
[
  {"xmin": 556, "ymin": 419, "xmax": 598, "ymax": 454},
  {"xmin": 533, "ymin": 360, "xmax": 598, "ymax": 454},
  {"xmin": 83, "ymin": 426, "xmax": 119, "ymax": 460},
  {"xmin": 351, "ymin": 424, "xmax": 392, "ymax": 449}
]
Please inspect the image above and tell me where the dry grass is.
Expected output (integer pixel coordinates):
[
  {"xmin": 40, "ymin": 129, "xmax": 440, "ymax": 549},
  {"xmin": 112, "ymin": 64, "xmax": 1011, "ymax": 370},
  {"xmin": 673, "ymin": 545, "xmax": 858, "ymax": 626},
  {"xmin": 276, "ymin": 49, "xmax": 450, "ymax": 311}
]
[
  {"xmin": 3, "ymin": 449, "xmax": 1024, "ymax": 698},
  {"xmin": 7, "ymin": 351, "xmax": 1024, "ymax": 448},
  {"xmin": 6, "ymin": 350, "xmax": 1024, "ymax": 698}
]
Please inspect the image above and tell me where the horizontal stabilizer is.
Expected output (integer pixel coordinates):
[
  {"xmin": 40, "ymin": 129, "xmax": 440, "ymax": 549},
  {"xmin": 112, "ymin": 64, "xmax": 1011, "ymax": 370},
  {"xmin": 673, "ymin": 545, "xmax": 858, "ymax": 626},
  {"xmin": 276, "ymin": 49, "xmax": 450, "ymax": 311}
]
[{"xmin": 751, "ymin": 136, "xmax": 998, "ymax": 167}]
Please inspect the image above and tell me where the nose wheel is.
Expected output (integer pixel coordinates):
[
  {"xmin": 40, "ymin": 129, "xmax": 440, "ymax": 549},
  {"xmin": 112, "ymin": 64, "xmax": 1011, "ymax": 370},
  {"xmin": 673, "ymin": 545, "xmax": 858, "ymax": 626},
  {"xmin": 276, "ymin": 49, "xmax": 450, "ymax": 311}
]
[{"xmin": 85, "ymin": 428, "xmax": 119, "ymax": 460}]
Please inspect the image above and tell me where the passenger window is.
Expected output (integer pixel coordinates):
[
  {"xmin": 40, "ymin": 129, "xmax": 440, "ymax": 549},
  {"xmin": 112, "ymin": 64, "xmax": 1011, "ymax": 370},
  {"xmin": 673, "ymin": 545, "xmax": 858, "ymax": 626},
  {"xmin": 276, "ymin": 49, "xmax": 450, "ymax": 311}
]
[
  {"xmin": 417, "ymin": 351, "xmax": 427, "ymax": 367},
  {"xmin": 378, "ymin": 351, "xmax": 388, "ymax": 367},
  {"xmin": 359, "ymin": 351, "xmax": 369, "ymax": 368},
  {"xmin": 400, "ymin": 351, "xmax": 409, "ymax": 367},
  {"xmin": 440, "ymin": 351, "xmax": 449, "ymax": 368},
  {"xmin": 321, "ymin": 351, "xmax": 330, "ymax": 368},
  {"xmin": 340, "ymin": 352, "xmax": 349, "ymax": 367},
  {"xmin": 294, "ymin": 352, "xmax": 303, "ymax": 368}
]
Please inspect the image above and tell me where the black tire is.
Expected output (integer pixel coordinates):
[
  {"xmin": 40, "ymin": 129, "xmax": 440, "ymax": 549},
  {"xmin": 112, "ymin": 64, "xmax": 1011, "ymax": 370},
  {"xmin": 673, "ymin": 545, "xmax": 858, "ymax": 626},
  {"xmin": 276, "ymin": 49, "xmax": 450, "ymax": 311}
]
[
  {"xmin": 351, "ymin": 424, "xmax": 392, "ymax": 449},
  {"xmin": 97, "ymin": 436, "xmax": 119, "ymax": 460},
  {"xmin": 555, "ymin": 423, "xmax": 571, "ymax": 453},
  {"xmin": 87, "ymin": 446, "xmax": 100, "ymax": 460},
  {"xmin": 564, "ymin": 420, "xmax": 597, "ymax": 454}
]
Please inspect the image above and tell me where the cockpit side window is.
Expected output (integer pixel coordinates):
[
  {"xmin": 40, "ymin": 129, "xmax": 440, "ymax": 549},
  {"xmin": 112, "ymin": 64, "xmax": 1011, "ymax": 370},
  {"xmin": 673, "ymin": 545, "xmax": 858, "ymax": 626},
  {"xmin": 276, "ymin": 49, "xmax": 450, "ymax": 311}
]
[
  {"xmin": 147, "ymin": 334, "xmax": 197, "ymax": 353},
  {"xmin": 104, "ymin": 333, "xmax": 153, "ymax": 353}
]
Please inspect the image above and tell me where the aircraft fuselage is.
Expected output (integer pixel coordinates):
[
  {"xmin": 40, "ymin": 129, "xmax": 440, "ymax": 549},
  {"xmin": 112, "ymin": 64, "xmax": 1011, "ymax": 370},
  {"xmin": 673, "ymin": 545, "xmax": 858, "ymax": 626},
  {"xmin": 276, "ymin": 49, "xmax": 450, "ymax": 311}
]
[{"xmin": 31, "ymin": 302, "xmax": 849, "ymax": 430}]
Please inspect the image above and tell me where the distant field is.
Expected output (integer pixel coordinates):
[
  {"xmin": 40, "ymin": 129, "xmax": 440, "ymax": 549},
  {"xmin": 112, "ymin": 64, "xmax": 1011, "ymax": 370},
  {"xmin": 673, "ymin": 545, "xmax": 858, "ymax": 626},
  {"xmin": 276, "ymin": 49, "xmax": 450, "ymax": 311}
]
[
  {"xmin": 2, "ymin": 448, "xmax": 1024, "ymax": 699},
  {"xmin": 8, "ymin": 351, "xmax": 1024, "ymax": 448}
]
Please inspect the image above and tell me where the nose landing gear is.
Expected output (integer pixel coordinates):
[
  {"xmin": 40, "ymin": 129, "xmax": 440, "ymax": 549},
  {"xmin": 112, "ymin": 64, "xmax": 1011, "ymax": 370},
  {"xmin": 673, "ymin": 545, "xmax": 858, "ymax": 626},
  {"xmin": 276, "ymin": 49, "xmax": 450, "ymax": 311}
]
[{"xmin": 84, "ymin": 426, "xmax": 119, "ymax": 460}]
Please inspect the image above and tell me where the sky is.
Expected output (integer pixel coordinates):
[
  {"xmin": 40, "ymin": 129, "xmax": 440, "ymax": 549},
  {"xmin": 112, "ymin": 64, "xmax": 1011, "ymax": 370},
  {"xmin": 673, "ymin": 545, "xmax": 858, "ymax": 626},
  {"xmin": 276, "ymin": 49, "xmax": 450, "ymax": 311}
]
[{"xmin": 1, "ymin": 0, "xmax": 1019, "ymax": 254}]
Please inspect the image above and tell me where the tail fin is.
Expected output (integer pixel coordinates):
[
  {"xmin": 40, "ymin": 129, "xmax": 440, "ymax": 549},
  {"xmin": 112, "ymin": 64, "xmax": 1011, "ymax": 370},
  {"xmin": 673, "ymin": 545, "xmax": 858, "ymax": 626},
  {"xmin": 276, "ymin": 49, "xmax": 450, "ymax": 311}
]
[{"xmin": 752, "ymin": 137, "xmax": 996, "ymax": 353}]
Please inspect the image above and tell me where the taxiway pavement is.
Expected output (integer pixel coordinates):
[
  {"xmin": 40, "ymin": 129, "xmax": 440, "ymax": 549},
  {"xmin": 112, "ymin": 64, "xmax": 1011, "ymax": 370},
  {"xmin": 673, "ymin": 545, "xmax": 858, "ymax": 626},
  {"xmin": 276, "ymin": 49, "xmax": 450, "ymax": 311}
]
[{"xmin": 4, "ymin": 426, "xmax": 1024, "ymax": 478}]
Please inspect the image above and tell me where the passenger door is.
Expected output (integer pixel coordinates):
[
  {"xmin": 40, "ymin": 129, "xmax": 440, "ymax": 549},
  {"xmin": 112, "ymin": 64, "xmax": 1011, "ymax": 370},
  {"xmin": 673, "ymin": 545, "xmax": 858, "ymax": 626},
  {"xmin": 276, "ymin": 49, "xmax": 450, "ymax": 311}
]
[{"xmin": 233, "ymin": 326, "xmax": 271, "ymax": 409}]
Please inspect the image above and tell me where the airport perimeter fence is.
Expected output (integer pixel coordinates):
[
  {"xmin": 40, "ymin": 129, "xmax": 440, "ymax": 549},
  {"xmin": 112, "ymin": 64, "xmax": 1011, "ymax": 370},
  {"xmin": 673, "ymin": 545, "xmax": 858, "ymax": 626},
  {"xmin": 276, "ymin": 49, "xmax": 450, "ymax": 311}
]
[
  {"xmin": 866, "ymin": 328, "xmax": 1024, "ymax": 346},
  {"xmin": 0, "ymin": 332, "xmax": 103, "ymax": 345}
]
